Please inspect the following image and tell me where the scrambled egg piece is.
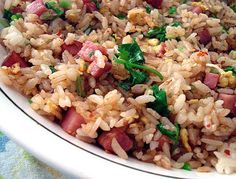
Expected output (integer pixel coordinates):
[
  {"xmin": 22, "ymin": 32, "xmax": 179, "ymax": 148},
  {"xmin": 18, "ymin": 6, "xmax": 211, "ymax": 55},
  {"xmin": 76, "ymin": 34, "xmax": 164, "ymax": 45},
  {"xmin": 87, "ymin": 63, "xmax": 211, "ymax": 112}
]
[
  {"xmin": 219, "ymin": 71, "xmax": 236, "ymax": 88},
  {"xmin": 180, "ymin": 128, "xmax": 192, "ymax": 152}
]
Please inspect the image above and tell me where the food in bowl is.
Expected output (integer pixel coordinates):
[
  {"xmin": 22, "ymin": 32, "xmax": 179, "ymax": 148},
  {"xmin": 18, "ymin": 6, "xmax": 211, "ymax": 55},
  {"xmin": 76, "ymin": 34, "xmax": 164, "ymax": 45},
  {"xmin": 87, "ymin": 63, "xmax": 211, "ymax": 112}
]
[{"xmin": 0, "ymin": 0, "xmax": 236, "ymax": 175}]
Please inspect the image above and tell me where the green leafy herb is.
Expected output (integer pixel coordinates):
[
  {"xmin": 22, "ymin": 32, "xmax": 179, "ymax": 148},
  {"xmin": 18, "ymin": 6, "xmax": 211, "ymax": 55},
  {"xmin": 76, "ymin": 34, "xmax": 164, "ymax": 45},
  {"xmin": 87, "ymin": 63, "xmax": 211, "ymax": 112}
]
[
  {"xmin": 45, "ymin": 1, "xmax": 64, "ymax": 16},
  {"xmin": 231, "ymin": 5, "xmax": 236, "ymax": 13},
  {"xmin": 146, "ymin": 25, "xmax": 167, "ymax": 42},
  {"xmin": 224, "ymin": 66, "xmax": 236, "ymax": 77},
  {"xmin": 168, "ymin": 6, "xmax": 177, "ymax": 15},
  {"xmin": 28, "ymin": 98, "xmax": 33, "ymax": 104},
  {"xmin": 59, "ymin": 0, "xmax": 72, "ymax": 9},
  {"xmin": 117, "ymin": 13, "xmax": 126, "ymax": 20},
  {"xmin": 117, "ymin": 40, "xmax": 145, "ymax": 65},
  {"xmin": 171, "ymin": 21, "xmax": 181, "ymax": 27},
  {"xmin": 157, "ymin": 122, "xmax": 180, "ymax": 144},
  {"xmin": 119, "ymin": 70, "xmax": 149, "ymax": 90},
  {"xmin": 76, "ymin": 76, "xmax": 86, "ymax": 97},
  {"xmin": 92, "ymin": 0, "xmax": 100, "ymax": 10},
  {"xmin": 49, "ymin": 65, "xmax": 56, "ymax": 73},
  {"xmin": 147, "ymin": 84, "xmax": 170, "ymax": 117},
  {"xmin": 115, "ymin": 40, "xmax": 163, "ymax": 89},
  {"xmin": 182, "ymin": 163, "xmax": 192, "ymax": 171},
  {"xmin": 145, "ymin": 4, "xmax": 151, "ymax": 14}
]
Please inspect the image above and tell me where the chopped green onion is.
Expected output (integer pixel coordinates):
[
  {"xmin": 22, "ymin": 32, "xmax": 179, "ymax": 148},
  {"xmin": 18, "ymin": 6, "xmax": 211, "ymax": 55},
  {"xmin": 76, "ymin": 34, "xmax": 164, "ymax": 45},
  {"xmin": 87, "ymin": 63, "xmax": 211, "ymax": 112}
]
[
  {"xmin": 171, "ymin": 21, "xmax": 181, "ymax": 27},
  {"xmin": 92, "ymin": 0, "xmax": 100, "ymax": 10},
  {"xmin": 117, "ymin": 13, "xmax": 126, "ymax": 20},
  {"xmin": 76, "ymin": 76, "xmax": 86, "ymax": 97},
  {"xmin": 145, "ymin": 4, "xmax": 151, "ymax": 14},
  {"xmin": 146, "ymin": 25, "xmax": 167, "ymax": 42},
  {"xmin": 10, "ymin": 14, "xmax": 23, "ymax": 21},
  {"xmin": 89, "ymin": 51, "xmax": 95, "ymax": 57},
  {"xmin": 224, "ymin": 66, "xmax": 236, "ymax": 77},
  {"xmin": 168, "ymin": 6, "xmax": 177, "ymax": 15},
  {"xmin": 59, "ymin": 0, "xmax": 72, "ymax": 9},
  {"xmin": 45, "ymin": 2, "xmax": 64, "ymax": 16},
  {"xmin": 182, "ymin": 163, "xmax": 192, "ymax": 171},
  {"xmin": 49, "ymin": 65, "xmax": 56, "ymax": 73},
  {"xmin": 28, "ymin": 98, "xmax": 33, "ymax": 104}
]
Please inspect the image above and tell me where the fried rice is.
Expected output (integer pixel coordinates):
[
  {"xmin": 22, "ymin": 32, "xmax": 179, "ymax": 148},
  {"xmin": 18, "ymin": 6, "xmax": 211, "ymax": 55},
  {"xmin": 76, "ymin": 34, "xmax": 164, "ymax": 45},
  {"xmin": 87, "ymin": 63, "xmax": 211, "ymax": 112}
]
[{"xmin": 0, "ymin": 0, "xmax": 236, "ymax": 175}]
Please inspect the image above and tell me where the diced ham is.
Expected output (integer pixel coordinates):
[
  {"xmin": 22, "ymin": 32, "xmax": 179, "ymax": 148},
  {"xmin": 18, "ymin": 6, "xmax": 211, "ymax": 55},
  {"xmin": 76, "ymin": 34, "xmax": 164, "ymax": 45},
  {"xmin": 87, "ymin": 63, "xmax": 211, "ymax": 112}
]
[
  {"xmin": 89, "ymin": 61, "xmax": 112, "ymax": 78},
  {"xmin": 26, "ymin": 0, "xmax": 47, "ymax": 16},
  {"xmin": 190, "ymin": 6, "xmax": 203, "ymax": 14},
  {"xmin": 2, "ymin": 51, "xmax": 29, "ymax": 68},
  {"xmin": 61, "ymin": 41, "xmax": 83, "ymax": 56},
  {"xmin": 218, "ymin": 94, "xmax": 236, "ymax": 116},
  {"xmin": 145, "ymin": 0, "xmax": 163, "ymax": 9},
  {"xmin": 82, "ymin": 0, "xmax": 97, "ymax": 12},
  {"xmin": 198, "ymin": 28, "xmax": 212, "ymax": 45},
  {"xmin": 78, "ymin": 41, "xmax": 108, "ymax": 62},
  {"xmin": 98, "ymin": 128, "xmax": 133, "ymax": 153},
  {"xmin": 203, "ymin": 72, "xmax": 219, "ymax": 90},
  {"xmin": 61, "ymin": 107, "xmax": 85, "ymax": 136}
]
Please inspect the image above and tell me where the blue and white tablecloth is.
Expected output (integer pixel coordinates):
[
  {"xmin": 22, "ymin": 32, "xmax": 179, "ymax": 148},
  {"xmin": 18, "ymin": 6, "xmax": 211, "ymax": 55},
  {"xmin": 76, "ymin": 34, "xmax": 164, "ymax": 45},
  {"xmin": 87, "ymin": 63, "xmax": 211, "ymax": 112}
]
[{"xmin": 0, "ymin": 131, "xmax": 72, "ymax": 179}]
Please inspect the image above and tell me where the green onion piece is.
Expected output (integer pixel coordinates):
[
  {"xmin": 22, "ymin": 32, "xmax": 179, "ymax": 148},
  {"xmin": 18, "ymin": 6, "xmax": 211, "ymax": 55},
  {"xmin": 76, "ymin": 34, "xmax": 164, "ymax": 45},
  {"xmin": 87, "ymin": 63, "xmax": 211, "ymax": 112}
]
[
  {"xmin": 182, "ymin": 163, "xmax": 192, "ymax": 171},
  {"xmin": 145, "ymin": 5, "xmax": 151, "ymax": 14},
  {"xmin": 224, "ymin": 66, "xmax": 236, "ymax": 77},
  {"xmin": 76, "ymin": 76, "xmax": 86, "ymax": 97},
  {"xmin": 117, "ymin": 13, "xmax": 126, "ymax": 20},
  {"xmin": 59, "ymin": 0, "xmax": 72, "ymax": 9},
  {"xmin": 89, "ymin": 51, "xmax": 95, "ymax": 57},
  {"xmin": 49, "ymin": 65, "xmax": 56, "ymax": 73},
  {"xmin": 28, "ymin": 98, "xmax": 33, "ymax": 104},
  {"xmin": 168, "ymin": 6, "xmax": 177, "ymax": 15},
  {"xmin": 10, "ymin": 14, "xmax": 23, "ymax": 21},
  {"xmin": 92, "ymin": 0, "xmax": 100, "ymax": 10},
  {"xmin": 146, "ymin": 26, "xmax": 167, "ymax": 42},
  {"xmin": 45, "ymin": 2, "xmax": 64, "ymax": 16}
]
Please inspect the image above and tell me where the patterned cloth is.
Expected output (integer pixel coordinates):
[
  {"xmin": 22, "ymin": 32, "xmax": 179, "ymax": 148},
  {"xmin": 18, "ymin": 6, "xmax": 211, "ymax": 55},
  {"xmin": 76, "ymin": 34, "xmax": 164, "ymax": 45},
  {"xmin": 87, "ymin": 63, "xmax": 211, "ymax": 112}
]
[{"xmin": 0, "ymin": 131, "xmax": 73, "ymax": 179}]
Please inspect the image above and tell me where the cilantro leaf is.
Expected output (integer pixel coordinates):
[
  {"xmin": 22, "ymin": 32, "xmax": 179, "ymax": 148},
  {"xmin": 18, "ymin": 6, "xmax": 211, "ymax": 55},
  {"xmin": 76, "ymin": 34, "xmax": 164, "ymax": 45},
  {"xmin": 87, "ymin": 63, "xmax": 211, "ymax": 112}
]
[
  {"xmin": 147, "ymin": 84, "xmax": 170, "ymax": 117},
  {"xmin": 224, "ymin": 66, "xmax": 236, "ymax": 77},
  {"xmin": 146, "ymin": 25, "xmax": 167, "ymax": 42},
  {"xmin": 118, "ymin": 40, "xmax": 145, "ymax": 65},
  {"xmin": 156, "ymin": 123, "xmax": 180, "ymax": 144}
]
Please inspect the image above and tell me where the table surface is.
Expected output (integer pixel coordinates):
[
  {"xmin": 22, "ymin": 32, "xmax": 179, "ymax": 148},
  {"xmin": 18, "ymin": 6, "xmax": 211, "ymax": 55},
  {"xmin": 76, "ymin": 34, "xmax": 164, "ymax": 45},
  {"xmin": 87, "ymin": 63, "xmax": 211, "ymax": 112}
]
[{"xmin": 0, "ymin": 131, "xmax": 74, "ymax": 179}]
